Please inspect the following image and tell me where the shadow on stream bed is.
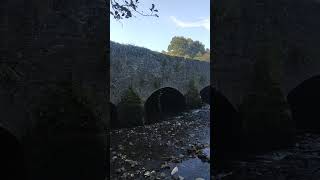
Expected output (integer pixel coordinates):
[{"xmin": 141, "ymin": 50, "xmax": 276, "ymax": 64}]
[{"xmin": 213, "ymin": 132, "xmax": 320, "ymax": 180}]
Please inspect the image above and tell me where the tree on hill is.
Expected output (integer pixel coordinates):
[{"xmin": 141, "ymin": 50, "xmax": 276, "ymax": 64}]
[
  {"xmin": 167, "ymin": 36, "xmax": 190, "ymax": 57},
  {"xmin": 110, "ymin": 0, "xmax": 159, "ymax": 20},
  {"xmin": 188, "ymin": 39, "xmax": 206, "ymax": 58},
  {"xmin": 195, "ymin": 48, "xmax": 210, "ymax": 61},
  {"xmin": 164, "ymin": 36, "xmax": 210, "ymax": 61}
]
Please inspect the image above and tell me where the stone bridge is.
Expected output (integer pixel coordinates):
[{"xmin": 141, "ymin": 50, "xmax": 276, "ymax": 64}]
[
  {"xmin": 110, "ymin": 42, "xmax": 210, "ymax": 127},
  {"xmin": 212, "ymin": 0, "xmax": 320, "ymax": 154}
]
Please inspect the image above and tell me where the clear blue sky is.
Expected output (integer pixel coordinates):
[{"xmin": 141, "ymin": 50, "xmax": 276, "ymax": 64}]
[{"xmin": 110, "ymin": 0, "xmax": 210, "ymax": 52}]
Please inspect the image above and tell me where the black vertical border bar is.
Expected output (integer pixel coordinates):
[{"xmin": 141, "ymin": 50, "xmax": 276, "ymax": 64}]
[{"xmin": 210, "ymin": 0, "xmax": 214, "ymax": 178}]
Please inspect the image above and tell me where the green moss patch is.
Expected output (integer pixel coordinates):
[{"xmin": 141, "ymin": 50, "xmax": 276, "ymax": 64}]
[
  {"xmin": 116, "ymin": 87, "xmax": 144, "ymax": 128},
  {"xmin": 185, "ymin": 79, "xmax": 202, "ymax": 109}
]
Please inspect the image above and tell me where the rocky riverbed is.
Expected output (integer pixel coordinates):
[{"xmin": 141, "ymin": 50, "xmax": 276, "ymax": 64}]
[
  {"xmin": 110, "ymin": 105, "xmax": 210, "ymax": 179},
  {"xmin": 213, "ymin": 133, "xmax": 320, "ymax": 180}
]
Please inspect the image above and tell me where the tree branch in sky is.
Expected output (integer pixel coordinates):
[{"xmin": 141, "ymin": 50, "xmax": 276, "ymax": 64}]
[{"xmin": 110, "ymin": 0, "xmax": 159, "ymax": 20}]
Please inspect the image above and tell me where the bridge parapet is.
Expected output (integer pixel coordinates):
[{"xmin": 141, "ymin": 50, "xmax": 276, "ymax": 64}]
[{"xmin": 110, "ymin": 41, "xmax": 210, "ymax": 105}]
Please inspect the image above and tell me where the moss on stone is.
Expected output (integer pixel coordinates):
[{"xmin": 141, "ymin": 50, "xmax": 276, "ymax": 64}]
[
  {"xmin": 199, "ymin": 75, "xmax": 206, "ymax": 85},
  {"xmin": 34, "ymin": 82, "xmax": 100, "ymax": 135},
  {"xmin": 119, "ymin": 87, "xmax": 141, "ymax": 104},
  {"xmin": 160, "ymin": 59, "xmax": 167, "ymax": 67},
  {"xmin": 153, "ymin": 78, "xmax": 161, "ymax": 89},
  {"xmin": 174, "ymin": 61, "xmax": 182, "ymax": 72},
  {"xmin": 116, "ymin": 87, "xmax": 144, "ymax": 128},
  {"xmin": 185, "ymin": 79, "xmax": 202, "ymax": 109}
]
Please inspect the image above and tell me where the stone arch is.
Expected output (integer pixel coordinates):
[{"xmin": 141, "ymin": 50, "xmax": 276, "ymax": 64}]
[
  {"xmin": 144, "ymin": 87, "xmax": 186, "ymax": 124},
  {"xmin": 0, "ymin": 126, "xmax": 26, "ymax": 179},
  {"xmin": 200, "ymin": 85, "xmax": 211, "ymax": 104},
  {"xmin": 287, "ymin": 75, "xmax": 320, "ymax": 131}
]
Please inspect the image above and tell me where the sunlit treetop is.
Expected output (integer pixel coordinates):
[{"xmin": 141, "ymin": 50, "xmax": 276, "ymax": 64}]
[{"xmin": 110, "ymin": 0, "xmax": 159, "ymax": 20}]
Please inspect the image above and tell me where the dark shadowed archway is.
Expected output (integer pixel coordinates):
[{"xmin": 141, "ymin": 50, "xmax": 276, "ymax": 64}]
[
  {"xmin": 109, "ymin": 102, "xmax": 118, "ymax": 129},
  {"xmin": 287, "ymin": 75, "xmax": 320, "ymax": 132},
  {"xmin": 200, "ymin": 86, "xmax": 211, "ymax": 104},
  {"xmin": 0, "ymin": 127, "xmax": 26, "ymax": 179},
  {"xmin": 212, "ymin": 88, "xmax": 241, "ymax": 163},
  {"xmin": 145, "ymin": 87, "xmax": 186, "ymax": 124}
]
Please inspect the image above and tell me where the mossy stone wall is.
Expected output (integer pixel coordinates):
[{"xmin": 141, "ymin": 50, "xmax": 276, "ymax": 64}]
[{"xmin": 115, "ymin": 88, "xmax": 144, "ymax": 128}]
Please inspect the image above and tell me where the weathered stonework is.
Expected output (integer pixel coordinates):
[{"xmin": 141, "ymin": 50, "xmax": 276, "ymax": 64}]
[{"xmin": 110, "ymin": 41, "xmax": 210, "ymax": 105}]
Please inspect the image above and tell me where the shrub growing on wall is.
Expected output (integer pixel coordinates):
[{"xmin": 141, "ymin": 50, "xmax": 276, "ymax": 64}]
[
  {"xmin": 116, "ymin": 87, "xmax": 144, "ymax": 128},
  {"xmin": 34, "ymin": 82, "xmax": 100, "ymax": 134},
  {"xmin": 185, "ymin": 79, "xmax": 202, "ymax": 109}
]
